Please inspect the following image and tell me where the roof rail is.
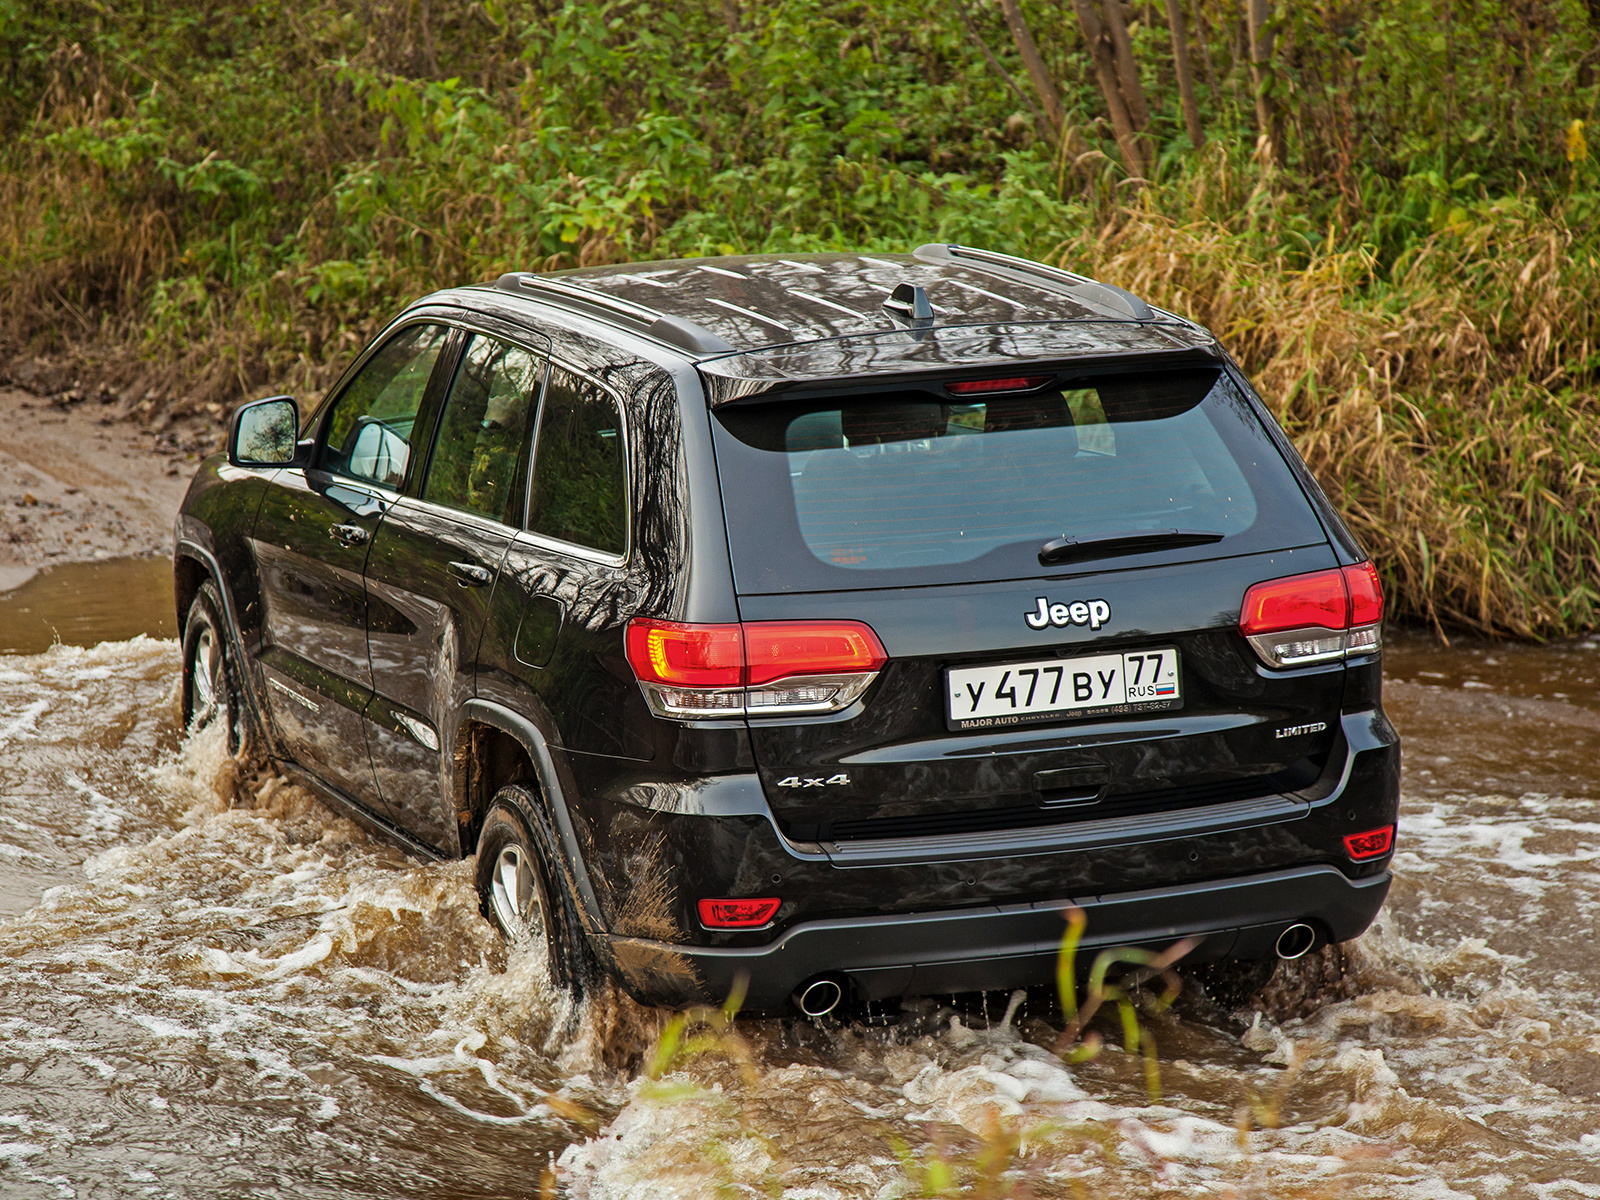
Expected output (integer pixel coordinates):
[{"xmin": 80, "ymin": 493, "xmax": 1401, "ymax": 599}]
[
  {"xmin": 494, "ymin": 272, "xmax": 736, "ymax": 356},
  {"xmin": 911, "ymin": 243, "xmax": 1154, "ymax": 322}
]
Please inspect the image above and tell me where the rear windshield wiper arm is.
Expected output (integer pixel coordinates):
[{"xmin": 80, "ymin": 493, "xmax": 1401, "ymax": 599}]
[{"xmin": 1038, "ymin": 529, "xmax": 1225, "ymax": 566}]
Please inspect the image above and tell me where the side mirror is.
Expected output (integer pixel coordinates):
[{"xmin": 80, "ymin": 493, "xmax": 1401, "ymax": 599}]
[{"xmin": 228, "ymin": 396, "xmax": 300, "ymax": 467}]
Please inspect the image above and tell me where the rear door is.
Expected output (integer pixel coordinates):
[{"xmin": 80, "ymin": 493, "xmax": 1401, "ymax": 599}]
[
  {"xmin": 363, "ymin": 330, "xmax": 547, "ymax": 853},
  {"xmin": 710, "ymin": 365, "xmax": 1344, "ymax": 857},
  {"xmin": 477, "ymin": 359, "xmax": 650, "ymax": 761},
  {"xmin": 251, "ymin": 322, "xmax": 450, "ymax": 815}
]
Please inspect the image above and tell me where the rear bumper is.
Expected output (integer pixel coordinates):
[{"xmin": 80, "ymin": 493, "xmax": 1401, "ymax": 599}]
[{"xmin": 604, "ymin": 863, "xmax": 1390, "ymax": 1012}]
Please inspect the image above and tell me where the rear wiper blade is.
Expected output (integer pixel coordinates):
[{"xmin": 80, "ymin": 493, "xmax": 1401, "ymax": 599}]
[{"xmin": 1038, "ymin": 529, "xmax": 1225, "ymax": 566}]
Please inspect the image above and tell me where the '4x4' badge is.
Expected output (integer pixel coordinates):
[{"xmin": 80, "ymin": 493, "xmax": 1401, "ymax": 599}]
[{"xmin": 776, "ymin": 774, "xmax": 850, "ymax": 788}]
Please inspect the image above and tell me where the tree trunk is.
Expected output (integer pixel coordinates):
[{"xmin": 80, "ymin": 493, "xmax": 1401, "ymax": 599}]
[
  {"xmin": 1164, "ymin": 0, "xmax": 1206, "ymax": 148},
  {"xmin": 958, "ymin": 4, "xmax": 1055, "ymax": 135},
  {"xmin": 1227, "ymin": 0, "xmax": 1247, "ymax": 116},
  {"xmin": 1072, "ymin": 0, "xmax": 1148, "ymax": 177},
  {"xmin": 1189, "ymin": 0, "xmax": 1219, "ymax": 96},
  {"xmin": 1100, "ymin": 0, "xmax": 1152, "ymax": 129},
  {"xmin": 1247, "ymin": 0, "xmax": 1285, "ymax": 165},
  {"xmin": 997, "ymin": 0, "xmax": 1068, "ymax": 134}
]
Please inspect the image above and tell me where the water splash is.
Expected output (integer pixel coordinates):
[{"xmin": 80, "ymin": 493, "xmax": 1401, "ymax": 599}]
[{"xmin": 4, "ymin": 632, "xmax": 1600, "ymax": 1197}]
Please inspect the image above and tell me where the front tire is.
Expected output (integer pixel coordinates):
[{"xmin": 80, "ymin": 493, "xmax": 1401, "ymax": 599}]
[
  {"xmin": 182, "ymin": 581, "xmax": 249, "ymax": 757},
  {"xmin": 474, "ymin": 785, "xmax": 599, "ymax": 1003}
]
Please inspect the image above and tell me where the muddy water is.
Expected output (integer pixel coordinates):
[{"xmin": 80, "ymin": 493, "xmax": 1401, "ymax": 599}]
[
  {"xmin": 0, "ymin": 556, "xmax": 175, "ymax": 654},
  {"xmin": 2, "ymin": 630, "xmax": 1599, "ymax": 1198}
]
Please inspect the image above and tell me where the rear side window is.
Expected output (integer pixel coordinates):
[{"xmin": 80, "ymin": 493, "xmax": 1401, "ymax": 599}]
[
  {"xmin": 712, "ymin": 368, "xmax": 1327, "ymax": 593},
  {"xmin": 527, "ymin": 365, "xmax": 628, "ymax": 556},
  {"xmin": 424, "ymin": 334, "xmax": 543, "ymax": 526},
  {"xmin": 318, "ymin": 324, "xmax": 448, "ymax": 489}
]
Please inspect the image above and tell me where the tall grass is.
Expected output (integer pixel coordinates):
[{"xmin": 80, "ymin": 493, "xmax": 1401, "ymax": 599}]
[
  {"xmin": 1077, "ymin": 180, "xmax": 1600, "ymax": 636},
  {"xmin": 2, "ymin": 0, "xmax": 1597, "ymax": 635}
]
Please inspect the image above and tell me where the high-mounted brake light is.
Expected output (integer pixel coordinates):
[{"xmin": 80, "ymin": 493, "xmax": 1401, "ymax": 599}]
[
  {"xmin": 944, "ymin": 376, "xmax": 1053, "ymax": 395},
  {"xmin": 1239, "ymin": 563, "xmax": 1385, "ymax": 668},
  {"xmin": 625, "ymin": 618, "xmax": 886, "ymax": 720},
  {"xmin": 698, "ymin": 897, "xmax": 782, "ymax": 929},
  {"xmin": 1343, "ymin": 825, "xmax": 1395, "ymax": 861}
]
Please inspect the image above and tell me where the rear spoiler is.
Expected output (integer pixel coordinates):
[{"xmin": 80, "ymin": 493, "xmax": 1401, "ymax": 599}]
[{"xmin": 697, "ymin": 338, "xmax": 1222, "ymax": 409}]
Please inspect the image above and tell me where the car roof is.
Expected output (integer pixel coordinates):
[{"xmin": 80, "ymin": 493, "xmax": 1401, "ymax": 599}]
[{"xmin": 435, "ymin": 245, "xmax": 1219, "ymax": 397}]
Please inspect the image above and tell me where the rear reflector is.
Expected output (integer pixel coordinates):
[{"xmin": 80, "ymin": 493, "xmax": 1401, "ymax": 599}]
[
  {"xmin": 1343, "ymin": 825, "xmax": 1395, "ymax": 861},
  {"xmin": 1239, "ymin": 563, "xmax": 1385, "ymax": 668},
  {"xmin": 697, "ymin": 897, "xmax": 781, "ymax": 929},
  {"xmin": 944, "ymin": 375, "xmax": 1053, "ymax": 395},
  {"xmin": 625, "ymin": 617, "xmax": 886, "ymax": 719}
]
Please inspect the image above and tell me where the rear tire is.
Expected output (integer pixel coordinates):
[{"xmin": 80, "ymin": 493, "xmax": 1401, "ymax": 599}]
[
  {"xmin": 182, "ymin": 581, "xmax": 253, "ymax": 759},
  {"xmin": 474, "ymin": 785, "xmax": 600, "ymax": 1003}
]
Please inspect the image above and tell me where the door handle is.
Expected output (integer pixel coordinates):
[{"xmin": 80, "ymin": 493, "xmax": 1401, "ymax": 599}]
[
  {"xmin": 448, "ymin": 560, "xmax": 494, "ymax": 587},
  {"xmin": 329, "ymin": 522, "xmax": 370, "ymax": 547}
]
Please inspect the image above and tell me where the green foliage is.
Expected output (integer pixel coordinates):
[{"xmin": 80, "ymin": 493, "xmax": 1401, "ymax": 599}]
[
  {"xmin": 889, "ymin": 911, "xmax": 1193, "ymax": 1196},
  {"xmin": 2, "ymin": 0, "xmax": 1599, "ymax": 633}
]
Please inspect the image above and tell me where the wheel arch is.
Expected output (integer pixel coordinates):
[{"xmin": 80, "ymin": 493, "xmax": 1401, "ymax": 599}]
[
  {"xmin": 455, "ymin": 699, "xmax": 607, "ymax": 934},
  {"xmin": 174, "ymin": 552, "xmax": 208, "ymax": 636},
  {"xmin": 452, "ymin": 719, "xmax": 539, "ymax": 852}
]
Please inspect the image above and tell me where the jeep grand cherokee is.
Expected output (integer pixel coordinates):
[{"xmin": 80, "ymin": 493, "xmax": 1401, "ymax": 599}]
[{"xmin": 173, "ymin": 245, "xmax": 1399, "ymax": 1016}]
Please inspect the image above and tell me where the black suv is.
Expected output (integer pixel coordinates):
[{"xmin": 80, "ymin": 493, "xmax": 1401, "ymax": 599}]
[{"xmin": 175, "ymin": 245, "xmax": 1399, "ymax": 1017}]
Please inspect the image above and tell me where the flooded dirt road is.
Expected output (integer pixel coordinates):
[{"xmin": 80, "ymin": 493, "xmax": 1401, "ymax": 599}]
[{"xmin": 3, "ymin": 626, "xmax": 1600, "ymax": 1198}]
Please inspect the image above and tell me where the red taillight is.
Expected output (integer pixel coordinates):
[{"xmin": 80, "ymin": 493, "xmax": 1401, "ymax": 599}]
[
  {"xmin": 624, "ymin": 618, "xmax": 887, "ymax": 719},
  {"xmin": 1241, "ymin": 568, "xmax": 1349, "ymax": 634},
  {"xmin": 1240, "ymin": 562, "xmax": 1384, "ymax": 667},
  {"xmin": 624, "ymin": 619, "xmax": 742, "ymax": 687},
  {"xmin": 944, "ymin": 375, "xmax": 1053, "ymax": 395},
  {"xmin": 697, "ymin": 897, "xmax": 781, "ymax": 929},
  {"xmin": 742, "ymin": 621, "xmax": 886, "ymax": 686},
  {"xmin": 1343, "ymin": 825, "xmax": 1394, "ymax": 860},
  {"xmin": 1344, "ymin": 561, "xmax": 1384, "ymax": 626}
]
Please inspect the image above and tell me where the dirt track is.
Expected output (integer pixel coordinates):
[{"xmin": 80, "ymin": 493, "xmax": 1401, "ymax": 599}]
[{"xmin": 0, "ymin": 387, "xmax": 200, "ymax": 589}]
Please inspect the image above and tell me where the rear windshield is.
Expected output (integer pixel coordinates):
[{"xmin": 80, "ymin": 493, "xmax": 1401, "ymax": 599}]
[{"xmin": 711, "ymin": 367, "xmax": 1327, "ymax": 593}]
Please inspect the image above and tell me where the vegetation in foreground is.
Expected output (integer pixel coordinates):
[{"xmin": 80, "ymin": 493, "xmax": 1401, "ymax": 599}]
[
  {"xmin": 626, "ymin": 916, "xmax": 1322, "ymax": 1197},
  {"xmin": 2, "ymin": 0, "xmax": 1598, "ymax": 635}
]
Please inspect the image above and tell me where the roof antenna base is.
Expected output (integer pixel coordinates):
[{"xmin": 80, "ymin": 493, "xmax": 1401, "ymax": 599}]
[{"xmin": 882, "ymin": 283, "xmax": 935, "ymax": 327}]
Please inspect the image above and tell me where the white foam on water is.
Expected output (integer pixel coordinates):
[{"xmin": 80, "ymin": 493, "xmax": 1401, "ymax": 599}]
[
  {"xmin": 0, "ymin": 699, "xmax": 49, "ymax": 742},
  {"xmin": 6, "ymin": 636, "xmax": 1600, "ymax": 1196}
]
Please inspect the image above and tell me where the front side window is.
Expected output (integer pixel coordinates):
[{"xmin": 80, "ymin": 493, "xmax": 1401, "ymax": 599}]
[
  {"xmin": 319, "ymin": 324, "xmax": 449, "ymax": 489},
  {"xmin": 527, "ymin": 365, "xmax": 628, "ymax": 555},
  {"xmin": 423, "ymin": 335, "xmax": 543, "ymax": 525}
]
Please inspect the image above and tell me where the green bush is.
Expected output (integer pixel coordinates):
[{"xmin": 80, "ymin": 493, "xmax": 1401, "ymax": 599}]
[{"xmin": 2, "ymin": 0, "xmax": 1597, "ymax": 633}]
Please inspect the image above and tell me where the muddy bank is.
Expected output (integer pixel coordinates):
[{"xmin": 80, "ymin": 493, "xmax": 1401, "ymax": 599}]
[{"xmin": 0, "ymin": 385, "xmax": 201, "ymax": 591}]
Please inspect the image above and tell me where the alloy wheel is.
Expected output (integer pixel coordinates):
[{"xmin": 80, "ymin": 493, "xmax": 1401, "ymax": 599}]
[
  {"xmin": 189, "ymin": 626, "xmax": 222, "ymax": 732},
  {"xmin": 489, "ymin": 844, "xmax": 545, "ymax": 944}
]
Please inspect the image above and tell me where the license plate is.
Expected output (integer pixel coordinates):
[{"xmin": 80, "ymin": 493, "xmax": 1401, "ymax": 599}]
[{"xmin": 945, "ymin": 647, "xmax": 1180, "ymax": 730}]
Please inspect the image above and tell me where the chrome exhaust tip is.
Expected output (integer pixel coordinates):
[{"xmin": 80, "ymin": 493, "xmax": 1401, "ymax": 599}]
[
  {"xmin": 1275, "ymin": 923, "xmax": 1317, "ymax": 961},
  {"xmin": 794, "ymin": 976, "xmax": 844, "ymax": 1018}
]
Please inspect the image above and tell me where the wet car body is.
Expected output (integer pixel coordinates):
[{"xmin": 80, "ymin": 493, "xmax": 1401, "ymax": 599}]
[{"xmin": 174, "ymin": 245, "xmax": 1399, "ymax": 1012}]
